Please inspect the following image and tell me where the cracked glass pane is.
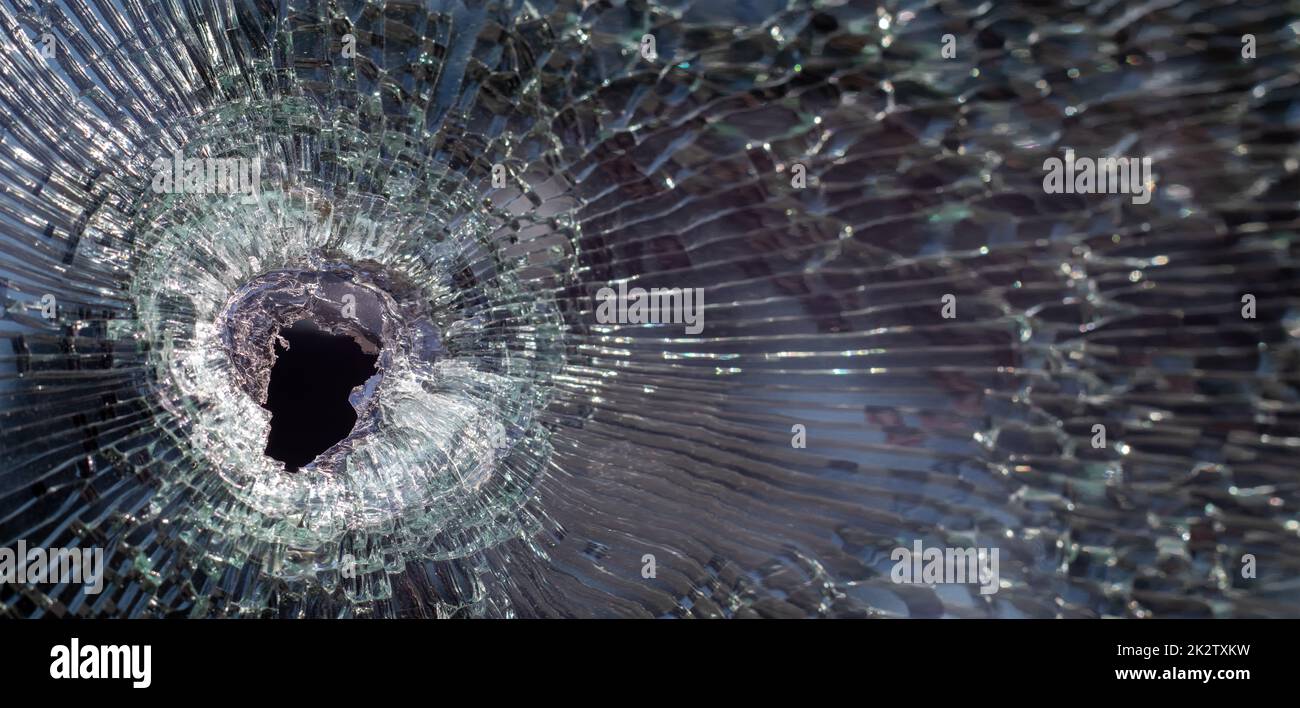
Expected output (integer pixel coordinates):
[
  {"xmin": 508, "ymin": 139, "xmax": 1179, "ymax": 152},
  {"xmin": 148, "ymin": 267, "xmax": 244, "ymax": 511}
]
[{"xmin": 0, "ymin": 0, "xmax": 1298, "ymax": 618}]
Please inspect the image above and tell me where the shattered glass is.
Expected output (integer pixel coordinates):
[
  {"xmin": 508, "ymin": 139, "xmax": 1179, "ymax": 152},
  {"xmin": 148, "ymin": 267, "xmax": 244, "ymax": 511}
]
[{"xmin": 1, "ymin": 0, "xmax": 1299, "ymax": 618}]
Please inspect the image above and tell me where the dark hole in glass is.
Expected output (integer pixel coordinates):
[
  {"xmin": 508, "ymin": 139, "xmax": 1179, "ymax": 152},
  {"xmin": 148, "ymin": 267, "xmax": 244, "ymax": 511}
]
[{"xmin": 262, "ymin": 320, "xmax": 378, "ymax": 472}]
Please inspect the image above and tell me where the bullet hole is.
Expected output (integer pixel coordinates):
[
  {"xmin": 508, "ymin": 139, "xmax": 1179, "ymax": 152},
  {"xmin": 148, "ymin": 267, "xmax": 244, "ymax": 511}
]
[{"xmin": 262, "ymin": 320, "xmax": 378, "ymax": 472}]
